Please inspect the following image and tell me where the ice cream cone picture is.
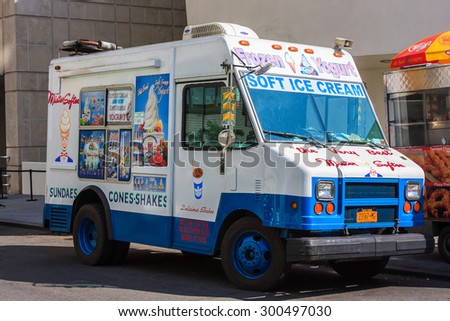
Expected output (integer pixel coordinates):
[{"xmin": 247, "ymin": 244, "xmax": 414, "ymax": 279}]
[
  {"xmin": 285, "ymin": 52, "xmax": 296, "ymax": 73},
  {"xmin": 55, "ymin": 109, "xmax": 73, "ymax": 163},
  {"xmin": 300, "ymin": 54, "xmax": 318, "ymax": 76},
  {"xmin": 135, "ymin": 74, "xmax": 170, "ymax": 168},
  {"xmin": 81, "ymin": 97, "xmax": 90, "ymax": 124},
  {"xmin": 143, "ymin": 85, "xmax": 161, "ymax": 132}
]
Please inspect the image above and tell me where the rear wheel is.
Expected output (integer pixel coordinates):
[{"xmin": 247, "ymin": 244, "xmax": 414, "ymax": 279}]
[
  {"xmin": 73, "ymin": 204, "xmax": 115, "ymax": 266},
  {"xmin": 329, "ymin": 257, "xmax": 390, "ymax": 279},
  {"xmin": 438, "ymin": 225, "xmax": 450, "ymax": 263},
  {"xmin": 221, "ymin": 217, "xmax": 290, "ymax": 291}
]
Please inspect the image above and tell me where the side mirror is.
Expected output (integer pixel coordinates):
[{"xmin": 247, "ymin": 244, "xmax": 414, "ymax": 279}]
[
  {"xmin": 253, "ymin": 62, "xmax": 272, "ymax": 76},
  {"xmin": 218, "ymin": 129, "xmax": 236, "ymax": 148}
]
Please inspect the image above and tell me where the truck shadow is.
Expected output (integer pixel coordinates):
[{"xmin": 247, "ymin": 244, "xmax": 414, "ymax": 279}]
[{"xmin": 0, "ymin": 227, "xmax": 449, "ymax": 300}]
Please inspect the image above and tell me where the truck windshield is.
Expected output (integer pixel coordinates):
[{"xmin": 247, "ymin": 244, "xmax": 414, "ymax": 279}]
[{"xmin": 244, "ymin": 74, "xmax": 386, "ymax": 145}]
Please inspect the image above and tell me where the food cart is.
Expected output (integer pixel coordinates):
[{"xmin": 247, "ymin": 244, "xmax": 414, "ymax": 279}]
[{"xmin": 385, "ymin": 30, "xmax": 450, "ymax": 262}]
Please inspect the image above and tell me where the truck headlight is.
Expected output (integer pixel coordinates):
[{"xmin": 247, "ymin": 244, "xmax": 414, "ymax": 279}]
[
  {"xmin": 316, "ymin": 180, "xmax": 335, "ymax": 200},
  {"xmin": 405, "ymin": 182, "xmax": 421, "ymax": 201}
]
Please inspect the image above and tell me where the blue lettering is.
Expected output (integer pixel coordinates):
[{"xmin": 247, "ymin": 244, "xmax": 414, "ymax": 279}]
[
  {"xmin": 288, "ymin": 78, "xmax": 295, "ymax": 90},
  {"xmin": 257, "ymin": 76, "xmax": 268, "ymax": 88},
  {"xmin": 351, "ymin": 84, "xmax": 364, "ymax": 97},
  {"xmin": 267, "ymin": 76, "xmax": 276, "ymax": 88},
  {"xmin": 304, "ymin": 79, "xmax": 314, "ymax": 92},
  {"xmin": 317, "ymin": 81, "xmax": 327, "ymax": 93},
  {"xmin": 275, "ymin": 77, "xmax": 285, "ymax": 89},
  {"xmin": 294, "ymin": 79, "xmax": 305, "ymax": 91},
  {"xmin": 326, "ymin": 82, "xmax": 336, "ymax": 94},
  {"xmin": 247, "ymin": 74, "xmax": 258, "ymax": 87},
  {"xmin": 344, "ymin": 83, "xmax": 353, "ymax": 96},
  {"xmin": 334, "ymin": 83, "xmax": 344, "ymax": 95}
]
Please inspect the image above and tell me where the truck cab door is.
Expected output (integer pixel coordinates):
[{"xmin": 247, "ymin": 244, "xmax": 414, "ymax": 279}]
[{"xmin": 172, "ymin": 81, "xmax": 227, "ymax": 252}]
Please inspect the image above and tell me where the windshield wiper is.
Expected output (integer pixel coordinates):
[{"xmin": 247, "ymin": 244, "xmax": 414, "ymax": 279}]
[
  {"xmin": 263, "ymin": 130, "xmax": 308, "ymax": 140},
  {"xmin": 366, "ymin": 139, "xmax": 389, "ymax": 150},
  {"xmin": 335, "ymin": 139, "xmax": 388, "ymax": 150},
  {"xmin": 263, "ymin": 130, "xmax": 326, "ymax": 148}
]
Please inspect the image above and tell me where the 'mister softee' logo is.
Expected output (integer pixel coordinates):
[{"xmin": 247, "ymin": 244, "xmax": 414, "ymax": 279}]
[{"xmin": 48, "ymin": 90, "xmax": 80, "ymax": 110}]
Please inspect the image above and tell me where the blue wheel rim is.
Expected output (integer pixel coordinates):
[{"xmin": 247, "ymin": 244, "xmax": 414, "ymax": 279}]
[
  {"xmin": 78, "ymin": 217, "xmax": 97, "ymax": 255},
  {"xmin": 231, "ymin": 231, "xmax": 272, "ymax": 279}
]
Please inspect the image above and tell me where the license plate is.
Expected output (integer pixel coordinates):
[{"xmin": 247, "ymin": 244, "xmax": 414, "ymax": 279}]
[{"xmin": 356, "ymin": 209, "xmax": 378, "ymax": 223}]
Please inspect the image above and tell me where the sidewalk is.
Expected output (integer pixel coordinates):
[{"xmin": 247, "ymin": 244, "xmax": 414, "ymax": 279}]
[
  {"xmin": 0, "ymin": 193, "xmax": 449, "ymax": 278},
  {"xmin": 0, "ymin": 193, "xmax": 44, "ymax": 227}
]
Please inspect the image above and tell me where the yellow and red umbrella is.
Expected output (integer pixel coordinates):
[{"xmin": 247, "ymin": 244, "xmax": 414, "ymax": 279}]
[{"xmin": 390, "ymin": 30, "xmax": 450, "ymax": 69}]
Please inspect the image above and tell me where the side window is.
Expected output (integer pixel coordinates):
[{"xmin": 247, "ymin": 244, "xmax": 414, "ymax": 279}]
[
  {"xmin": 183, "ymin": 83, "xmax": 223, "ymax": 148},
  {"xmin": 183, "ymin": 82, "xmax": 256, "ymax": 149},
  {"xmin": 233, "ymin": 90, "xmax": 257, "ymax": 147}
]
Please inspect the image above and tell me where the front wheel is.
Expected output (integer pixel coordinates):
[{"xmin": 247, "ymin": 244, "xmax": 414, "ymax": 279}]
[
  {"xmin": 221, "ymin": 217, "xmax": 290, "ymax": 291},
  {"xmin": 73, "ymin": 203, "xmax": 115, "ymax": 266},
  {"xmin": 438, "ymin": 225, "xmax": 450, "ymax": 263},
  {"xmin": 329, "ymin": 257, "xmax": 390, "ymax": 280}
]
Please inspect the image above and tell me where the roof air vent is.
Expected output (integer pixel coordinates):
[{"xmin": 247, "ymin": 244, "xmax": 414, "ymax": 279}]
[{"xmin": 182, "ymin": 22, "xmax": 259, "ymax": 40}]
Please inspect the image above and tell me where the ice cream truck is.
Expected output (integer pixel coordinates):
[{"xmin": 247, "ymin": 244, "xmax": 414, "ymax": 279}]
[
  {"xmin": 43, "ymin": 22, "xmax": 434, "ymax": 291},
  {"xmin": 385, "ymin": 30, "xmax": 450, "ymax": 263}
]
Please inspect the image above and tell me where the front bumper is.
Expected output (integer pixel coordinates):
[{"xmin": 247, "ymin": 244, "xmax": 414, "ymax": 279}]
[{"xmin": 286, "ymin": 233, "xmax": 435, "ymax": 262}]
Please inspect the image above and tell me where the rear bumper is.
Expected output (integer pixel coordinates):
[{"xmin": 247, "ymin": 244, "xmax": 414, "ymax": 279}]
[{"xmin": 286, "ymin": 233, "xmax": 435, "ymax": 262}]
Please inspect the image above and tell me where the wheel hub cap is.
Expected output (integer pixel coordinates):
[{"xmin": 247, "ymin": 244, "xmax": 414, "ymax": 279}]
[{"xmin": 233, "ymin": 233, "xmax": 271, "ymax": 279}]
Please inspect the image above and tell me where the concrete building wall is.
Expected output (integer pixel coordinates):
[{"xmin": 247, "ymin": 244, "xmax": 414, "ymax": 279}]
[
  {"xmin": 0, "ymin": 0, "xmax": 187, "ymax": 194},
  {"xmin": 185, "ymin": 0, "xmax": 449, "ymax": 137}
]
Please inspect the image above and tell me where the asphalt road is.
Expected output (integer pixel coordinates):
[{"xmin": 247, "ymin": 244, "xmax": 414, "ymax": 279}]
[{"xmin": 1, "ymin": 225, "xmax": 449, "ymax": 301}]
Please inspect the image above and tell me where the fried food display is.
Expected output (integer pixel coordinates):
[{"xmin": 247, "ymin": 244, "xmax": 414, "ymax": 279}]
[
  {"xmin": 427, "ymin": 188, "xmax": 450, "ymax": 218},
  {"xmin": 424, "ymin": 149, "xmax": 450, "ymax": 182}
]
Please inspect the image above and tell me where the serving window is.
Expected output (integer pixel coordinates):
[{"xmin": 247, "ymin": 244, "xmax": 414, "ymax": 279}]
[{"xmin": 388, "ymin": 88, "xmax": 450, "ymax": 147}]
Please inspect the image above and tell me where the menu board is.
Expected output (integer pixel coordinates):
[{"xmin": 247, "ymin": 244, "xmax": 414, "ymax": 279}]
[
  {"xmin": 107, "ymin": 89, "xmax": 133, "ymax": 124},
  {"xmin": 80, "ymin": 90, "xmax": 105, "ymax": 126}
]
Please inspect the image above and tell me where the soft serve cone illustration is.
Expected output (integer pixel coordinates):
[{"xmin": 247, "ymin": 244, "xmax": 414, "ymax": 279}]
[
  {"xmin": 143, "ymin": 84, "xmax": 162, "ymax": 132},
  {"xmin": 285, "ymin": 51, "xmax": 296, "ymax": 73},
  {"xmin": 56, "ymin": 109, "xmax": 73, "ymax": 162}
]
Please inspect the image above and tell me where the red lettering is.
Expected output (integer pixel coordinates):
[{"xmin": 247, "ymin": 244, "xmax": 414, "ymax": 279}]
[
  {"xmin": 293, "ymin": 146, "xmax": 318, "ymax": 154},
  {"xmin": 373, "ymin": 160, "xmax": 405, "ymax": 171},
  {"xmin": 328, "ymin": 148, "xmax": 359, "ymax": 157},
  {"xmin": 48, "ymin": 90, "xmax": 80, "ymax": 110},
  {"xmin": 315, "ymin": 158, "xmax": 358, "ymax": 167},
  {"xmin": 366, "ymin": 149, "xmax": 393, "ymax": 156}
]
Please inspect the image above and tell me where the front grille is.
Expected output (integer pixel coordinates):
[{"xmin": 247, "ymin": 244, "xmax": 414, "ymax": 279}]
[
  {"xmin": 344, "ymin": 180, "xmax": 398, "ymax": 224},
  {"xmin": 346, "ymin": 182, "xmax": 397, "ymax": 198}
]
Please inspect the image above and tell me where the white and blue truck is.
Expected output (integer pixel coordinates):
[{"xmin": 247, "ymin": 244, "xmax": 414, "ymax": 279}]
[{"xmin": 43, "ymin": 23, "xmax": 434, "ymax": 291}]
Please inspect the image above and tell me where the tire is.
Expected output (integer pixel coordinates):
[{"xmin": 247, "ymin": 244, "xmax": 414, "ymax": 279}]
[
  {"xmin": 221, "ymin": 217, "xmax": 290, "ymax": 291},
  {"xmin": 73, "ymin": 203, "xmax": 115, "ymax": 266},
  {"xmin": 438, "ymin": 225, "xmax": 450, "ymax": 263},
  {"xmin": 329, "ymin": 256, "xmax": 390, "ymax": 280}
]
